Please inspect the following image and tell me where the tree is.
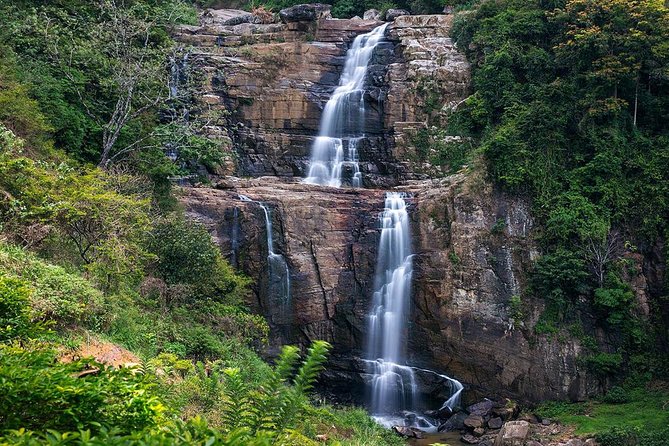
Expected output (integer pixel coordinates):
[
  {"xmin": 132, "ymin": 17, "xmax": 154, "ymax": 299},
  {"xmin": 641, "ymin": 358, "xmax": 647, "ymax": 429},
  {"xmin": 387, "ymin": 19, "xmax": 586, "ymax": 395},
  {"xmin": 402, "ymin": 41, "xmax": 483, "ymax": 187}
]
[{"xmin": 45, "ymin": 0, "xmax": 194, "ymax": 167}]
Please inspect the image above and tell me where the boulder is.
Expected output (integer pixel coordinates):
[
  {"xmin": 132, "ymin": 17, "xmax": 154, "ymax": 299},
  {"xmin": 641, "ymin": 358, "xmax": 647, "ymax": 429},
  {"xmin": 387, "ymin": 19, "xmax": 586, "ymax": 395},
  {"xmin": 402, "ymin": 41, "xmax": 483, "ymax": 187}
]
[
  {"xmin": 392, "ymin": 426, "xmax": 424, "ymax": 438},
  {"xmin": 363, "ymin": 9, "xmax": 381, "ymax": 20},
  {"xmin": 467, "ymin": 399, "xmax": 496, "ymax": 417},
  {"xmin": 474, "ymin": 427, "xmax": 486, "ymax": 437},
  {"xmin": 488, "ymin": 417, "xmax": 503, "ymax": 429},
  {"xmin": 464, "ymin": 415, "xmax": 485, "ymax": 429},
  {"xmin": 385, "ymin": 8, "xmax": 410, "ymax": 21},
  {"xmin": 279, "ymin": 3, "xmax": 331, "ymax": 23},
  {"xmin": 439, "ymin": 411, "xmax": 468, "ymax": 431},
  {"xmin": 526, "ymin": 442, "xmax": 543, "ymax": 446},
  {"xmin": 201, "ymin": 9, "xmax": 257, "ymax": 26},
  {"xmin": 494, "ymin": 421, "xmax": 529, "ymax": 446}
]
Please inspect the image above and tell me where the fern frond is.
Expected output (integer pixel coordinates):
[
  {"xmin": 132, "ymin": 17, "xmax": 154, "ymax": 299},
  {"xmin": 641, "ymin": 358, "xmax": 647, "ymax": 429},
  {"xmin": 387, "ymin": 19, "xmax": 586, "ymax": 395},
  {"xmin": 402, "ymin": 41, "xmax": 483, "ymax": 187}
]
[{"xmin": 293, "ymin": 341, "xmax": 331, "ymax": 395}]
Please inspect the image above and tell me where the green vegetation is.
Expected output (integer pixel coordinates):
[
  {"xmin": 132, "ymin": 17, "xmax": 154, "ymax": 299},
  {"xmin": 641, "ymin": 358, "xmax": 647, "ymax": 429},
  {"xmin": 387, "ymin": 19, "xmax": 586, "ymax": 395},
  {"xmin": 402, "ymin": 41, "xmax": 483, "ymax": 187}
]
[
  {"xmin": 0, "ymin": 1, "xmax": 401, "ymax": 444},
  {"xmin": 450, "ymin": 0, "xmax": 669, "ymax": 376},
  {"xmin": 203, "ymin": 0, "xmax": 452, "ymax": 18},
  {"xmin": 537, "ymin": 385, "xmax": 669, "ymax": 439}
]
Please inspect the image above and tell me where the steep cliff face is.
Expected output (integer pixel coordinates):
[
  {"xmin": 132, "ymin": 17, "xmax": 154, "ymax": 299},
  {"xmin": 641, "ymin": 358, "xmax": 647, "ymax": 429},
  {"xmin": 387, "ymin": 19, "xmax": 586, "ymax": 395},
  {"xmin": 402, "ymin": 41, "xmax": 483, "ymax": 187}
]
[
  {"xmin": 174, "ymin": 10, "xmax": 470, "ymax": 186},
  {"xmin": 175, "ymin": 7, "xmax": 662, "ymax": 405},
  {"xmin": 181, "ymin": 173, "xmax": 602, "ymax": 403}
]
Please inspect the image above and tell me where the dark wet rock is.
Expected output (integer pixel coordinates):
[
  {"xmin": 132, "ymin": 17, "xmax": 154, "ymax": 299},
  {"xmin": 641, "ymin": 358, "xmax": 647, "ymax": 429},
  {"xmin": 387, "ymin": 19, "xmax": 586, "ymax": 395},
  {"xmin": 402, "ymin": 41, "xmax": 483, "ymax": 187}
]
[
  {"xmin": 439, "ymin": 411, "xmax": 468, "ymax": 432},
  {"xmin": 488, "ymin": 417, "xmax": 503, "ymax": 429},
  {"xmin": 385, "ymin": 8, "xmax": 410, "ymax": 21},
  {"xmin": 279, "ymin": 3, "xmax": 331, "ymax": 22},
  {"xmin": 392, "ymin": 426, "xmax": 424, "ymax": 438}
]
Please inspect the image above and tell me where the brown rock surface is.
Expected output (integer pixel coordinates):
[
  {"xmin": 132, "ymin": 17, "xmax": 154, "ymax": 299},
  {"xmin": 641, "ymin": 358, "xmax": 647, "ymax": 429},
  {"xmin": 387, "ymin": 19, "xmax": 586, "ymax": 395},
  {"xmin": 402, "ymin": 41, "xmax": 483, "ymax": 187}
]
[
  {"xmin": 174, "ymin": 12, "xmax": 470, "ymax": 186},
  {"xmin": 180, "ymin": 173, "xmax": 597, "ymax": 403}
]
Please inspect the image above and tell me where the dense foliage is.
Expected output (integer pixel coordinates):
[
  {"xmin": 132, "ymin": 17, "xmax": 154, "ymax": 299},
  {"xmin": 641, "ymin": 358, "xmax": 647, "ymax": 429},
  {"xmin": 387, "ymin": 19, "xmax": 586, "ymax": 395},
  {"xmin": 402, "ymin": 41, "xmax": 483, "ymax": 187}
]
[
  {"xmin": 0, "ymin": 1, "xmax": 403, "ymax": 444},
  {"xmin": 450, "ymin": 0, "xmax": 669, "ymax": 379},
  {"xmin": 197, "ymin": 0, "xmax": 451, "ymax": 18}
]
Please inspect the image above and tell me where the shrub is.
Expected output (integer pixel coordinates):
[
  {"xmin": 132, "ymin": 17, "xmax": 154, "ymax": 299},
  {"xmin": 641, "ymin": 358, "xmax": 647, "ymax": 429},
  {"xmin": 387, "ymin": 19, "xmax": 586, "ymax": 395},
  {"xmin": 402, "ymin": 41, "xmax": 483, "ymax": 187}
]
[
  {"xmin": 583, "ymin": 352, "xmax": 624, "ymax": 379},
  {"xmin": 600, "ymin": 385, "xmax": 629, "ymax": 404},
  {"xmin": 0, "ymin": 276, "xmax": 34, "ymax": 341},
  {"xmin": 0, "ymin": 243, "xmax": 104, "ymax": 329},
  {"xmin": 0, "ymin": 345, "xmax": 165, "ymax": 434},
  {"xmin": 147, "ymin": 216, "xmax": 249, "ymax": 304}
]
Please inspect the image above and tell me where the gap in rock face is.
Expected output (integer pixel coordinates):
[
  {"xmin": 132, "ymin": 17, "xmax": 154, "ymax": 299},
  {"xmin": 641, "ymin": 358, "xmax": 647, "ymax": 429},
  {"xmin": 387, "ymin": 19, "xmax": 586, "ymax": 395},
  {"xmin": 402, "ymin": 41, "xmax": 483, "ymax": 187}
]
[{"xmin": 304, "ymin": 24, "xmax": 389, "ymax": 188}]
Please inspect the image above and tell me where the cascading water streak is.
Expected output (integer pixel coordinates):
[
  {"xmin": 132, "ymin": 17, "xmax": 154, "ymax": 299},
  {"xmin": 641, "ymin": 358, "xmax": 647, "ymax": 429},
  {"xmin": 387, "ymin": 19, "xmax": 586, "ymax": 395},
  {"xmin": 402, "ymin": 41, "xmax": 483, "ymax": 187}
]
[
  {"xmin": 239, "ymin": 195, "xmax": 290, "ymax": 306},
  {"xmin": 365, "ymin": 193, "xmax": 463, "ymax": 432},
  {"xmin": 304, "ymin": 24, "xmax": 388, "ymax": 187}
]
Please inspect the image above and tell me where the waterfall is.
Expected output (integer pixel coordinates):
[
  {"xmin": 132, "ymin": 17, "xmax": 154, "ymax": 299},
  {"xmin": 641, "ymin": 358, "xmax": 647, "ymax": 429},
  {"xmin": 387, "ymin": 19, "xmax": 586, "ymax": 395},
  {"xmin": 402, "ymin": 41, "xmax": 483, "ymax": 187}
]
[
  {"xmin": 239, "ymin": 195, "xmax": 290, "ymax": 306},
  {"xmin": 365, "ymin": 193, "xmax": 462, "ymax": 432},
  {"xmin": 304, "ymin": 24, "xmax": 388, "ymax": 188}
]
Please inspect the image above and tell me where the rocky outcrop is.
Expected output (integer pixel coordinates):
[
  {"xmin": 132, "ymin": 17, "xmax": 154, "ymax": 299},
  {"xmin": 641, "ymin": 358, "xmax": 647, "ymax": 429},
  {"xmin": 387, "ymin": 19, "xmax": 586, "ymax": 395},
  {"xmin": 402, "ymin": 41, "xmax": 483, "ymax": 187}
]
[
  {"xmin": 279, "ymin": 3, "xmax": 332, "ymax": 23},
  {"xmin": 386, "ymin": 14, "xmax": 471, "ymax": 179},
  {"xmin": 173, "ymin": 11, "xmax": 470, "ymax": 186},
  {"xmin": 181, "ymin": 178, "xmax": 384, "ymax": 351},
  {"xmin": 180, "ymin": 173, "xmax": 599, "ymax": 404}
]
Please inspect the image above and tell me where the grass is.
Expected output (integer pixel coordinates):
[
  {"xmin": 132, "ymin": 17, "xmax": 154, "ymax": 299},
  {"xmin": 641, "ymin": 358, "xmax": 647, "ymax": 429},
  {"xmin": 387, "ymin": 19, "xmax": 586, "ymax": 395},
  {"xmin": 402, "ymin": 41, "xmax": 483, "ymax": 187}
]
[
  {"xmin": 298, "ymin": 406, "xmax": 404, "ymax": 446},
  {"xmin": 537, "ymin": 384, "xmax": 669, "ymax": 436}
]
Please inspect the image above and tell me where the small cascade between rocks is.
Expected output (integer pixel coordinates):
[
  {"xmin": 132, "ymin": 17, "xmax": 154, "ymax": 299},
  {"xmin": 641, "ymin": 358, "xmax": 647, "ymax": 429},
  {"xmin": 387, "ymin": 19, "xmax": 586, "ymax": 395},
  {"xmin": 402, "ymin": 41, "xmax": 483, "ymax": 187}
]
[
  {"xmin": 365, "ymin": 193, "xmax": 463, "ymax": 433},
  {"xmin": 304, "ymin": 24, "xmax": 388, "ymax": 188},
  {"xmin": 239, "ymin": 195, "xmax": 291, "ymax": 308}
]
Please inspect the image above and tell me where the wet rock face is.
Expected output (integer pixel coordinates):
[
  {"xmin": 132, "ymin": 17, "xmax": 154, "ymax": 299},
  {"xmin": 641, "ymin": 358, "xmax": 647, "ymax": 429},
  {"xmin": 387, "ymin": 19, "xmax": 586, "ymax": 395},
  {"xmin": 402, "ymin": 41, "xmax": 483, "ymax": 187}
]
[
  {"xmin": 179, "ymin": 175, "xmax": 599, "ymax": 404},
  {"xmin": 174, "ymin": 11, "xmax": 471, "ymax": 187},
  {"xmin": 180, "ymin": 179, "xmax": 384, "ymax": 352}
]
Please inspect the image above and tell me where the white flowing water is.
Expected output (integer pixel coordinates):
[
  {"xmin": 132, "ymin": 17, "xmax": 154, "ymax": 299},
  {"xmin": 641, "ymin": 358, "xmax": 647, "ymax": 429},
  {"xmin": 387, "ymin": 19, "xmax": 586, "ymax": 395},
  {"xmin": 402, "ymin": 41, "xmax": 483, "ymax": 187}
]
[
  {"xmin": 304, "ymin": 24, "xmax": 388, "ymax": 188},
  {"xmin": 365, "ymin": 193, "xmax": 463, "ymax": 432},
  {"xmin": 239, "ymin": 195, "xmax": 290, "ymax": 305}
]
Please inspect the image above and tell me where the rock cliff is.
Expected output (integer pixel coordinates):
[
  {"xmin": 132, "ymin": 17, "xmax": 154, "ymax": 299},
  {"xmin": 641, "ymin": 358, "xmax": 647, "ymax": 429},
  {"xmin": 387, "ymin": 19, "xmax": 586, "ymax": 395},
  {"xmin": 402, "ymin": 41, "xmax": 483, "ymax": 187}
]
[
  {"xmin": 176, "ymin": 7, "xmax": 661, "ymax": 406},
  {"xmin": 181, "ymin": 173, "xmax": 600, "ymax": 404},
  {"xmin": 174, "ymin": 11, "xmax": 470, "ymax": 186}
]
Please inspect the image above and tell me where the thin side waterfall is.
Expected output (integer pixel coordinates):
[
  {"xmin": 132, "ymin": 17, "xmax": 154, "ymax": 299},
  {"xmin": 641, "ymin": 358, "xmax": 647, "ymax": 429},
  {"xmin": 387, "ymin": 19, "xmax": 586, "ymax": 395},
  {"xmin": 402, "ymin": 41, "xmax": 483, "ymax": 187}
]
[
  {"xmin": 304, "ymin": 24, "xmax": 388, "ymax": 188},
  {"xmin": 365, "ymin": 193, "xmax": 463, "ymax": 432},
  {"xmin": 239, "ymin": 195, "xmax": 290, "ymax": 307}
]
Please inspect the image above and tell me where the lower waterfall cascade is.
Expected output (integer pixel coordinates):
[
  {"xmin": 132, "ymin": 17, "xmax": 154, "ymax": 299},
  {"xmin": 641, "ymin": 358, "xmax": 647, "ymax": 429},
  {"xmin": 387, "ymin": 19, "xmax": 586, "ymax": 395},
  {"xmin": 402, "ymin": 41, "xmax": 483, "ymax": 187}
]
[{"xmin": 364, "ymin": 193, "xmax": 463, "ymax": 432}]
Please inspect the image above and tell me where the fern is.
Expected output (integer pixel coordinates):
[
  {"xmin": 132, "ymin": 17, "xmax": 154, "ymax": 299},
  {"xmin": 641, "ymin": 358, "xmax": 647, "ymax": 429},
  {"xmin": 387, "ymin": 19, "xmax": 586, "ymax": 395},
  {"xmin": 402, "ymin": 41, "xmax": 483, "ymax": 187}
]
[
  {"xmin": 248, "ymin": 345, "xmax": 300, "ymax": 435},
  {"xmin": 220, "ymin": 368, "xmax": 251, "ymax": 434},
  {"xmin": 293, "ymin": 341, "xmax": 331, "ymax": 395}
]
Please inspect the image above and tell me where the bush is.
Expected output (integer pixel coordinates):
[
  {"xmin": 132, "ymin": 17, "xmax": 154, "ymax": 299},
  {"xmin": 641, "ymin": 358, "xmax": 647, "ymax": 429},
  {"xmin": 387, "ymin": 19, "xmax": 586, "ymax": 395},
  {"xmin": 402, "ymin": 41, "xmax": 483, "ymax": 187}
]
[
  {"xmin": 147, "ymin": 216, "xmax": 249, "ymax": 304},
  {"xmin": 600, "ymin": 386, "xmax": 630, "ymax": 404},
  {"xmin": 0, "ymin": 243, "xmax": 104, "ymax": 329},
  {"xmin": 0, "ymin": 276, "xmax": 34, "ymax": 341},
  {"xmin": 0, "ymin": 345, "xmax": 165, "ymax": 434},
  {"xmin": 583, "ymin": 352, "xmax": 624, "ymax": 379}
]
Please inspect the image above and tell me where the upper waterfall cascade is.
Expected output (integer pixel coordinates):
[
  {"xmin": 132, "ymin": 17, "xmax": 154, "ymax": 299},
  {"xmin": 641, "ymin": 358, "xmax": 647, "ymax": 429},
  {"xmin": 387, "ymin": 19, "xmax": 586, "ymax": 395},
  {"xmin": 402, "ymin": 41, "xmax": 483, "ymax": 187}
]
[
  {"xmin": 365, "ymin": 193, "xmax": 462, "ymax": 432},
  {"xmin": 304, "ymin": 24, "xmax": 389, "ymax": 188}
]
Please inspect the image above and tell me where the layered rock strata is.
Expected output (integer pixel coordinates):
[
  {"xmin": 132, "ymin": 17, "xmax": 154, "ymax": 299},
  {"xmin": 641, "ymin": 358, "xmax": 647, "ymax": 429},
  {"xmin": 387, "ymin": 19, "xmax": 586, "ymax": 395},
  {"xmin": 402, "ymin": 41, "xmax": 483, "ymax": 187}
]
[
  {"xmin": 181, "ymin": 174, "xmax": 598, "ymax": 404},
  {"xmin": 173, "ymin": 11, "xmax": 470, "ymax": 186}
]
